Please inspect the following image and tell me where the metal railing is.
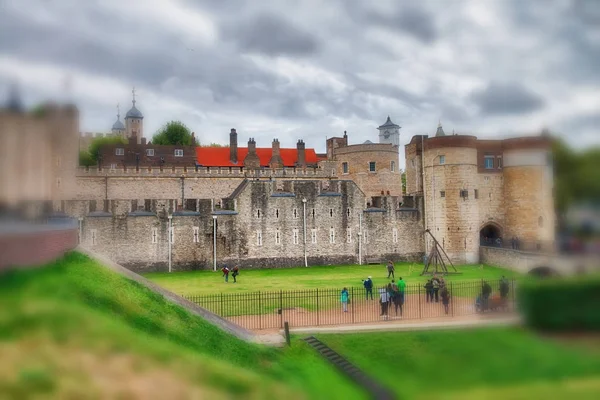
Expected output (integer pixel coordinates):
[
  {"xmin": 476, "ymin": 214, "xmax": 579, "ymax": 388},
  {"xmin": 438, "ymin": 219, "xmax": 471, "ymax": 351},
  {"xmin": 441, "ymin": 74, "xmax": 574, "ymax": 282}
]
[{"xmin": 183, "ymin": 279, "xmax": 517, "ymax": 330}]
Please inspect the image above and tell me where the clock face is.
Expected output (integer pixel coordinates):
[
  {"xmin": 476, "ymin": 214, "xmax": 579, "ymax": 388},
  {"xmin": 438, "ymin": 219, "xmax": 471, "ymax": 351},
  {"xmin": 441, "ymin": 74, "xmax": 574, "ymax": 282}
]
[{"xmin": 383, "ymin": 130, "xmax": 390, "ymax": 139}]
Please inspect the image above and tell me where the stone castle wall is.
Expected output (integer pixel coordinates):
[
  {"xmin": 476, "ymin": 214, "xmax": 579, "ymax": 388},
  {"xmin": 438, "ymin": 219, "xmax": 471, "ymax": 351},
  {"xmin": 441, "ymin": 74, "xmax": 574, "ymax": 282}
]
[{"xmin": 75, "ymin": 179, "xmax": 424, "ymax": 272}]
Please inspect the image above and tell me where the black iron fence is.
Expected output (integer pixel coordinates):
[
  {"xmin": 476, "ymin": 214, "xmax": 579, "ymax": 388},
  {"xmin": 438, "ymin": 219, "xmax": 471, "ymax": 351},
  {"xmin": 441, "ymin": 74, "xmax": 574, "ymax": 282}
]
[{"xmin": 183, "ymin": 279, "xmax": 517, "ymax": 331}]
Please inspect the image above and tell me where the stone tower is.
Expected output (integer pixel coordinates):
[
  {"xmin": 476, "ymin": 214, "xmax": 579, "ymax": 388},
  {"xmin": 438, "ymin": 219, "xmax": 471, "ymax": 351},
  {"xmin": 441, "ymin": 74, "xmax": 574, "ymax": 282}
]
[
  {"xmin": 125, "ymin": 87, "xmax": 143, "ymax": 144},
  {"xmin": 111, "ymin": 103, "xmax": 126, "ymax": 138},
  {"xmin": 377, "ymin": 116, "xmax": 401, "ymax": 146}
]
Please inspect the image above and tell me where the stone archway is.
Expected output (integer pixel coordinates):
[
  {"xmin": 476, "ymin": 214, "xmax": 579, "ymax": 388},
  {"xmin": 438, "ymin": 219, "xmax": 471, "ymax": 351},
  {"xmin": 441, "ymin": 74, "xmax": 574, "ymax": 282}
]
[{"xmin": 480, "ymin": 223, "xmax": 502, "ymax": 246}]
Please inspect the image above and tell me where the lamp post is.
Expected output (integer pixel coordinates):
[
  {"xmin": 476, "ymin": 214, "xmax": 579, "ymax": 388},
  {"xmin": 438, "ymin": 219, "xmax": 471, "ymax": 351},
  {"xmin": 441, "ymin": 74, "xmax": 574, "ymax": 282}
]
[
  {"xmin": 358, "ymin": 211, "xmax": 363, "ymax": 265},
  {"xmin": 78, "ymin": 217, "xmax": 83, "ymax": 244},
  {"xmin": 302, "ymin": 198, "xmax": 308, "ymax": 267},
  {"xmin": 167, "ymin": 214, "xmax": 172, "ymax": 273},
  {"xmin": 212, "ymin": 215, "xmax": 217, "ymax": 272}
]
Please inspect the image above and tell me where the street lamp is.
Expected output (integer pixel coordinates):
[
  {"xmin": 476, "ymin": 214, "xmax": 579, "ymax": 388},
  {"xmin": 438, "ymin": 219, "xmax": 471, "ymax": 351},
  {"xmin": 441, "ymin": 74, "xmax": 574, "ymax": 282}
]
[
  {"xmin": 302, "ymin": 198, "xmax": 307, "ymax": 267},
  {"xmin": 358, "ymin": 211, "xmax": 363, "ymax": 265},
  {"xmin": 212, "ymin": 215, "xmax": 217, "ymax": 272},
  {"xmin": 78, "ymin": 217, "xmax": 83, "ymax": 244},
  {"xmin": 167, "ymin": 214, "xmax": 172, "ymax": 273}
]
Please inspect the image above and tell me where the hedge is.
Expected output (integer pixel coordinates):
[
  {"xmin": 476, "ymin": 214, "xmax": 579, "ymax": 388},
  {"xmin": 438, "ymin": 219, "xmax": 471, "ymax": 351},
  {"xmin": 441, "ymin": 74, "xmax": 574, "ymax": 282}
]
[{"xmin": 518, "ymin": 275, "xmax": 600, "ymax": 331}]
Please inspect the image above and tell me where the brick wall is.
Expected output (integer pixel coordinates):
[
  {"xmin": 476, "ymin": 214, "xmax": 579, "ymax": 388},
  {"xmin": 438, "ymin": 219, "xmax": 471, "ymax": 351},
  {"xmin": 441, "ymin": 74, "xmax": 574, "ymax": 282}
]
[{"xmin": 0, "ymin": 226, "xmax": 78, "ymax": 271}]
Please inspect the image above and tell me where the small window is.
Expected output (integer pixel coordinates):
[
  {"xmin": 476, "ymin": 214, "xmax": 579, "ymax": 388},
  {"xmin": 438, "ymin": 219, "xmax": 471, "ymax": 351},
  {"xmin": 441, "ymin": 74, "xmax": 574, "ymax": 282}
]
[
  {"xmin": 174, "ymin": 149, "xmax": 184, "ymax": 157},
  {"xmin": 256, "ymin": 230, "xmax": 263, "ymax": 246},
  {"xmin": 342, "ymin": 162, "xmax": 349, "ymax": 174},
  {"xmin": 193, "ymin": 227, "xmax": 199, "ymax": 243},
  {"xmin": 439, "ymin": 155, "xmax": 445, "ymax": 165},
  {"xmin": 256, "ymin": 209, "xmax": 261, "ymax": 219},
  {"xmin": 390, "ymin": 161, "xmax": 396, "ymax": 172},
  {"xmin": 312, "ymin": 208, "xmax": 315, "ymax": 219},
  {"xmin": 275, "ymin": 229, "xmax": 281, "ymax": 245},
  {"xmin": 293, "ymin": 229, "xmax": 299, "ymax": 245},
  {"xmin": 440, "ymin": 191, "xmax": 446, "ymax": 198},
  {"xmin": 393, "ymin": 228, "xmax": 398, "ymax": 243},
  {"xmin": 293, "ymin": 208, "xmax": 298, "ymax": 219},
  {"xmin": 497, "ymin": 156, "xmax": 502, "ymax": 169},
  {"xmin": 484, "ymin": 156, "xmax": 494, "ymax": 169},
  {"xmin": 110, "ymin": 163, "xmax": 117, "ymax": 170},
  {"xmin": 329, "ymin": 228, "xmax": 335, "ymax": 244},
  {"xmin": 115, "ymin": 148, "xmax": 124, "ymax": 156},
  {"xmin": 369, "ymin": 161, "xmax": 376, "ymax": 172},
  {"xmin": 329, "ymin": 208, "xmax": 334, "ymax": 217},
  {"xmin": 146, "ymin": 149, "xmax": 155, "ymax": 156},
  {"xmin": 90, "ymin": 229, "xmax": 97, "ymax": 246},
  {"xmin": 460, "ymin": 190, "xmax": 469, "ymax": 199},
  {"xmin": 474, "ymin": 189, "xmax": 479, "ymax": 199},
  {"xmin": 275, "ymin": 209, "xmax": 279, "ymax": 219},
  {"xmin": 411, "ymin": 159, "xmax": 415, "ymax": 167},
  {"xmin": 346, "ymin": 228, "xmax": 352, "ymax": 244},
  {"xmin": 311, "ymin": 228, "xmax": 317, "ymax": 244}
]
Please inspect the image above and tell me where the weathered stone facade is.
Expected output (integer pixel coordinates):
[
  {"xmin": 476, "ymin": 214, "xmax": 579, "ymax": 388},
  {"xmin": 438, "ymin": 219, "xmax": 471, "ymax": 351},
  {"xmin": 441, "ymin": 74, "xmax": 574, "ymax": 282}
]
[{"xmin": 75, "ymin": 179, "xmax": 424, "ymax": 272}]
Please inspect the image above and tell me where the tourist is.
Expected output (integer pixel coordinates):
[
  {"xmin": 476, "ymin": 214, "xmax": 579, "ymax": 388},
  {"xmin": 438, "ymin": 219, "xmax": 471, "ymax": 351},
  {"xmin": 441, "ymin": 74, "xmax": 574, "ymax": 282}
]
[
  {"xmin": 391, "ymin": 281, "xmax": 403, "ymax": 317},
  {"xmin": 500, "ymin": 276, "xmax": 509, "ymax": 301},
  {"xmin": 481, "ymin": 281, "xmax": 492, "ymax": 310},
  {"xmin": 441, "ymin": 285, "xmax": 450, "ymax": 315},
  {"xmin": 341, "ymin": 287, "xmax": 349, "ymax": 312},
  {"xmin": 386, "ymin": 260, "xmax": 395, "ymax": 279},
  {"xmin": 379, "ymin": 286, "xmax": 390, "ymax": 319},
  {"xmin": 432, "ymin": 276, "xmax": 440, "ymax": 302},
  {"xmin": 363, "ymin": 276, "xmax": 374, "ymax": 300},
  {"xmin": 424, "ymin": 279, "xmax": 434, "ymax": 303},
  {"xmin": 231, "ymin": 266, "xmax": 240, "ymax": 283},
  {"xmin": 221, "ymin": 266, "xmax": 230, "ymax": 283},
  {"xmin": 397, "ymin": 277, "xmax": 406, "ymax": 305}
]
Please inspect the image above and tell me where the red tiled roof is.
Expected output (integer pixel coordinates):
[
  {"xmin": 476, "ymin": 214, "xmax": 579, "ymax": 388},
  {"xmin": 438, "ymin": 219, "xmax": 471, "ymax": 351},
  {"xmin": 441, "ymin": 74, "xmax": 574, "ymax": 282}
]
[{"xmin": 195, "ymin": 147, "xmax": 320, "ymax": 167}]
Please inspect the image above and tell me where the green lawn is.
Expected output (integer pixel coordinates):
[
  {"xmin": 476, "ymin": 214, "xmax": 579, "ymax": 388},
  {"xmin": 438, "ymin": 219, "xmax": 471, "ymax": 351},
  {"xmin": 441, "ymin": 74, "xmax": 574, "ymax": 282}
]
[
  {"xmin": 315, "ymin": 328, "xmax": 600, "ymax": 399},
  {"xmin": 145, "ymin": 262, "xmax": 519, "ymax": 296},
  {"xmin": 0, "ymin": 252, "xmax": 365, "ymax": 399}
]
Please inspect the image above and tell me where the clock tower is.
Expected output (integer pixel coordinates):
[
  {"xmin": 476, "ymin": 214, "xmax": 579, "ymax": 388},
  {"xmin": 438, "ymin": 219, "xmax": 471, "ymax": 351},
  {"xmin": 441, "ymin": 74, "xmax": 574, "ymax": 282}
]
[{"xmin": 377, "ymin": 116, "xmax": 401, "ymax": 146}]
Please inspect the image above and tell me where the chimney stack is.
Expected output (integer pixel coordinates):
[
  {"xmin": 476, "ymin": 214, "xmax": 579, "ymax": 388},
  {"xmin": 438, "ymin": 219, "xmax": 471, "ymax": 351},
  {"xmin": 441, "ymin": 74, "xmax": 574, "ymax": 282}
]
[
  {"xmin": 296, "ymin": 139, "xmax": 306, "ymax": 167},
  {"xmin": 191, "ymin": 132, "xmax": 196, "ymax": 146},
  {"xmin": 343, "ymin": 130, "xmax": 348, "ymax": 146},
  {"xmin": 243, "ymin": 137, "xmax": 260, "ymax": 169},
  {"xmin": 229, "ymin": 128, "xmax": 238, "ymax": 163},
  {"xmin": 269, "ymin": 138, "xmax": 283, "ymax": 168},
  {"xmin": 141, "ymin": 137, "xmax": 147, "ymax": 145}
]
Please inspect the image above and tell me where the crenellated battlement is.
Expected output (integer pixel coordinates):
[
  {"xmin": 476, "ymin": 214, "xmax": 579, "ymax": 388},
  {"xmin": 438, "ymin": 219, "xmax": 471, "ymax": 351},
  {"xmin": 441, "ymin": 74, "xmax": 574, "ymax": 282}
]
[
  {"xmin": 79, "ymin": 131, "xmax": 114, "ymax": 139},
  {"xmin": 76, "ymin": 165, "xmax": 337, "ymax": 178}
]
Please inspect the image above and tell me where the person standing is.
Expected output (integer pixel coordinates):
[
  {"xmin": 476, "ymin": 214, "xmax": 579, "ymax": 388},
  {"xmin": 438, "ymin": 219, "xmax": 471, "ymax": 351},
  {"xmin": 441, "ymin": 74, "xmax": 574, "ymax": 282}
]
[
  {"xmin": 500, "ymin": 276, "xmax": 509, "ymax": 300},
  {"xmin": 231, "ymin": 266, "xmax": 239, "ymax": 283},
  {"xmin": 482, "ymin": 281, "xmax": 492, "ymax": 311},
  {"xmin": 379, "ymin": 286, "xmax": 390, "ymax": 319},
  {"xmin": 386, "ymin": 261, "xmax": 395, "ymax": 279},
  {"xmin": 432, "ymin": 276, "xmax": 440, "ymax": 302},
  {"xmin": 341, "ymin": 287, "xmax": 349, "ymax": 312},
  {"xmin": 424, "ymin": 279, "xmax": 433, "ymax": 303},
  {"xmin": 441, "ymin": 285, "xmax": 450, "ymax": 315},
  {"xmin": 221, "ymin": 266, "xmax": 230, "ymax": 283},
  {"xmin": 397, "ymin": 277, "xmax": 406, "ymax": 305},
  {"xmin": 363, "ymin": 276, "xmax": 374, "ymax": 300}
]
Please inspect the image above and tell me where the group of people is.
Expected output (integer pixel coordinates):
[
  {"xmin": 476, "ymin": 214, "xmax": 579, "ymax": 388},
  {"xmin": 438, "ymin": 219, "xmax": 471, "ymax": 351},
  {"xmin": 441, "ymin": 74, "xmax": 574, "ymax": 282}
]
[
  {"xmin": 423, "ymin": 275, "xmax": 451, "ymax": 314},
  {"xmin": 220, "ymin": 265, "xmax": 240, "ymax": 283},
  {"xmin": 341, "ymin": 275, "xmax": 408, "ymax": 318}
]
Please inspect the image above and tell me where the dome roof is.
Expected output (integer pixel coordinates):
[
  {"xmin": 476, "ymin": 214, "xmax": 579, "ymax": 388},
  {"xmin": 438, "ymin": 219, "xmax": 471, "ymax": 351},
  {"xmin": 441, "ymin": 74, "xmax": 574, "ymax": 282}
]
[
  {"xmin": 112, "ymin": 118, "xmax": 125, "ymax": 130},
  {"xmin": 125, "ymin": 104, "xmax": 143, "ymax": 119}
]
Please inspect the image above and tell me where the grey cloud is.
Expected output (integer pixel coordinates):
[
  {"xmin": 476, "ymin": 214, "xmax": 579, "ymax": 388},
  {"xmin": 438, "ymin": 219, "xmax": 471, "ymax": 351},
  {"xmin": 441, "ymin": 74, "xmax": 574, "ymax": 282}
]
[
  {"xmin": 221, "ymin": 13, "xmax": 320, "ymax": 56},
  {"xmin": 470, "ymin": 82, "xmax": 544, "ymax": 116},
  {"xmin": 357, "ymin": 5, "xmax": 438, "ymax": 43}
]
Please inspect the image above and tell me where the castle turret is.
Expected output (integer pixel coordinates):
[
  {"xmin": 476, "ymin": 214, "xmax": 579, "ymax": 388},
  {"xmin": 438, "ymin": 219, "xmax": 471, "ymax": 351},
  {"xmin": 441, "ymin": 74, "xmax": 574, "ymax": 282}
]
[
  {"xmin": 125, "ymin": 87, "xmax": 143, "ymax": 144},
  {"xmin": 243, "ymin": 138, "xmax": 260, "ymax": 169},
  {"xmin": 111, "ymin": 103, "xmax": 125, "ymax": 137},
  {"xmin": 269, "ymin": 139, "xmax": 283, "ymax": 168},
  {"xmin": 230, "ymin": 129, "xmax": 238, "ymax": 164},
  {"xmin": 377, "ymin": 116, "xmax": 401, "ymax": 146}
]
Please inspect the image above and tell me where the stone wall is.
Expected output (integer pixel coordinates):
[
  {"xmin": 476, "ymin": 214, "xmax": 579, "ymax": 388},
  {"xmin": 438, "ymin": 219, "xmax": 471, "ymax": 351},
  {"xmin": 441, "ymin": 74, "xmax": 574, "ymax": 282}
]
[{"xmin": 76, "ymin": 179, "xmax": 424, "ymax": 272}]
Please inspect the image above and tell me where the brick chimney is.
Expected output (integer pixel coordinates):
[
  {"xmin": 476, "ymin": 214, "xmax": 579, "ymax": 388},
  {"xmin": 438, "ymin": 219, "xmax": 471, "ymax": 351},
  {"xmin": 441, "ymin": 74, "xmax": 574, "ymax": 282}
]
[
  {"xmin": 243, "ymin": 138, "xmax": 260, "ymax": 169},
  {"xmin": 191, "ymin": 132, "xmax": 196, "ymax": 146},
  {"xmin": 269, "ymin": 139, "xmax": 283, "ymax": 168},
  {"xmin": 296, "ymin": 139, "xmax": 306, "ymax": 167},
  {"xmin": 141, "ymin": 137, "xmax": 147, "ymax": 145},
  {"xmin": 229, "ymin": 128, "xmax": 238, "ymax": 163}
]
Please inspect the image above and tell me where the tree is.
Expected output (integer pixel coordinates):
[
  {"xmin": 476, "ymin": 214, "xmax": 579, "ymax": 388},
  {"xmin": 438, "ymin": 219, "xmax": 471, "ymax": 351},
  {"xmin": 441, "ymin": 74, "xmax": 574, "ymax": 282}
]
[
  {"xmin": 152, "ymin": 121, "xmax": 193, "ymax": 146},
  {"xmin": 401, "ymin": 171, "xmax": 406, "ymax": 194},
  {"xmin": 86, "ymin": 136, "xmax": 128, "ymax": 164},
  {"xmin": 79, "ymin": 150, "xmax": 95, "ymax": 167}
]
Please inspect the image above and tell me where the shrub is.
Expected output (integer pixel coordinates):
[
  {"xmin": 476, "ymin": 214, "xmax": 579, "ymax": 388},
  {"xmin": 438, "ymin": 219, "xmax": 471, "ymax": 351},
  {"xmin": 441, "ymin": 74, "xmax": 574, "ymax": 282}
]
[{"xmin": 519, "ymin": 275, "xmax": 600, "ymax": 331}]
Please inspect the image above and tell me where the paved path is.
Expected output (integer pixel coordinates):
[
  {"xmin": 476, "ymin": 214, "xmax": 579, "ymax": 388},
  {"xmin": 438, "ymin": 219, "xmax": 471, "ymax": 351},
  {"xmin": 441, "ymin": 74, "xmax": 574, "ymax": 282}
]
[{"xmin": 283, "ymin": 314, "xmax": 521, "ymax": 335}]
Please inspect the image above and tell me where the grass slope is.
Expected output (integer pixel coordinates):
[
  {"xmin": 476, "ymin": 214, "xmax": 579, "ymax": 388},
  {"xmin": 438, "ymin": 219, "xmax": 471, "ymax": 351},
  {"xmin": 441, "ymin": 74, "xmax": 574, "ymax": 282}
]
[
  {"xmin": 316, "ymin": 328, "xmax": 600, "ymax": 399},
  {"xmin": 0, "ymin": 252, "xmax": 366, "ymax": 399},
  {"xmin": 145, "ymin": 263, "xmax": 517, "ymax": 296}
]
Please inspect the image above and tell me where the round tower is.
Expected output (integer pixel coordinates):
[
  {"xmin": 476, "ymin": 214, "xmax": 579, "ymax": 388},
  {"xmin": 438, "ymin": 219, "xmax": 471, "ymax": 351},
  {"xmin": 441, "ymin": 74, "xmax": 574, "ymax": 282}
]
[
  {"xmin": 125, "ymin": 87, "xmax": 143, "ymax": 143},
  {"xmin": 111, "ymin": 103, "xmax": 126, "ymax": 138},
  {"xmin": 502, "ymin": 136, "xmax": 554, "ymax": 249},
  {"xmin": 423, "ymin": 131, "xmax": 480, "ymax": 263}
]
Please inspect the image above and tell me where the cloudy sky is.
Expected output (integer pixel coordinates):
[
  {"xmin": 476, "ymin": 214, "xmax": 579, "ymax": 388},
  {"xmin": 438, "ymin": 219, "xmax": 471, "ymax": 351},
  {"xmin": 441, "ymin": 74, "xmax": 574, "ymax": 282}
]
[{"xmin": 1, "ymin": 0, "xmax": 599, "ymax": 167}]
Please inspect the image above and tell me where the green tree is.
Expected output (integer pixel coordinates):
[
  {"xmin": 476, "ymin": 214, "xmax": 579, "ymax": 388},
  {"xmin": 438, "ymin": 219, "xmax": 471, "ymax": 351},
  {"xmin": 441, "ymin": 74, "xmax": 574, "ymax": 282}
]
[
  {"xmin": 79, "ymin": 150, "xmax": 95, "ymax": 167},
  {"xmin": 401, "ymin": 172, "xmax": 406, "ymax": 194},
  {"xmin": 152, "ymin": 121, "xmax": 193, "ymax": 145},
  {"xmin": 86, "ymin": 136, "xmax": 128, "ymax": 164}
]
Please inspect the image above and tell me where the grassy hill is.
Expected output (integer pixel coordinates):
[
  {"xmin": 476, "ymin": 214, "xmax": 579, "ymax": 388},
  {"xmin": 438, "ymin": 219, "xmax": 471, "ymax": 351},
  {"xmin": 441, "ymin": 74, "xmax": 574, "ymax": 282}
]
[{"xmin": 0, "ymin": 252, "xmax": 365, "ymax": 399}]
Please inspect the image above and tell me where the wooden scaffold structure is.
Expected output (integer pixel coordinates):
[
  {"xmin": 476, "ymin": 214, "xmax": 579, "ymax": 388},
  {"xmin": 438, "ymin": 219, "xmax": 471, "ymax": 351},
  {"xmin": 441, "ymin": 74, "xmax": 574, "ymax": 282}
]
[{"xmin": 421, "ymin": 229, "xmax": 461, "ymax": 276}]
